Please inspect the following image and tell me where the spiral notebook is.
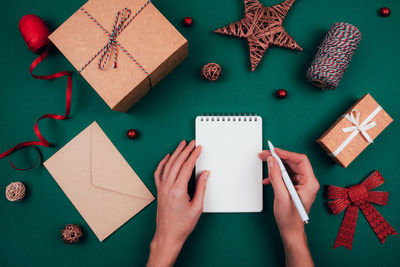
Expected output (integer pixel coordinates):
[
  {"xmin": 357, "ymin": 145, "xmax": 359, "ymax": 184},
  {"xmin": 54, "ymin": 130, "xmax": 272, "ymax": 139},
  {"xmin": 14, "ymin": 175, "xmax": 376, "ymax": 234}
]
[{"xmin": 195, "ymin": 115, "xmax": 263, "ymax": 213}]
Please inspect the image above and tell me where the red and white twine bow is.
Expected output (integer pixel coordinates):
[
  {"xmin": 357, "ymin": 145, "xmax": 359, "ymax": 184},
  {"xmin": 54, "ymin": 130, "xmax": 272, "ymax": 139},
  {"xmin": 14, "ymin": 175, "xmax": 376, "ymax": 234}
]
[
  {"xmin": 327, "ymin": 171, "xmax": 397, "ymax": 250},
  {"xmin": 78, "ymin": 1, "xmax": 152, "ymax": 85},
  {"xmin": 97, "ymin": 8, "xmax": 132, "ymax": 70}
]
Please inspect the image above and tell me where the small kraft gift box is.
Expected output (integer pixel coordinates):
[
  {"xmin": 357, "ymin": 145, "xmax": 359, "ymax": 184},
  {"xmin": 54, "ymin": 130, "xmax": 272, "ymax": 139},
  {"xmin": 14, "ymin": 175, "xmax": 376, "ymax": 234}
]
[
  {"xmin": 49, "ymin": 0, "xmax": 188, "ymax": 112},
  {"xmin": 317, "ymin": 93, "xmax": 393, "ymax": 168}
]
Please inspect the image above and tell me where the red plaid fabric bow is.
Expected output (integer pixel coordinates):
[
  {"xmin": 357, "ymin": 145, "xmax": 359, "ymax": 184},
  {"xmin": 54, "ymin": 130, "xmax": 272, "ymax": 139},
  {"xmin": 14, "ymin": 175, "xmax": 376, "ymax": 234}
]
[{"xmin": 327, "ymin": 171, "xmax": 397, "ymax": 250}]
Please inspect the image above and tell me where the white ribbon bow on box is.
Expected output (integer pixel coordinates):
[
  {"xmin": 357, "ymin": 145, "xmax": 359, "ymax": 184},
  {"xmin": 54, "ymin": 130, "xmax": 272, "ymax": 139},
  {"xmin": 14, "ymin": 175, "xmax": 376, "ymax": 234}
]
[{"xmin": 330, "ymin": 106, "xmax": 382, "ymax": 157}]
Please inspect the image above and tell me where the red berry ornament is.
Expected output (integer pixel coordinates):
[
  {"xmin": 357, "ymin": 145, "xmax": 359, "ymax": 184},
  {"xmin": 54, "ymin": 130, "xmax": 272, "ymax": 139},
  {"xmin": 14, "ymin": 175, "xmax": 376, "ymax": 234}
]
[
  {"xmin": 380, "ymin": 7, "xmax": 391, "ymax": 17},
  {"xmin": 183, "ymin": 17, "xmax": 193, "ymax": 27},
  {"xmin": 276, "ymin": 89, "xmax": 287, "ymax": 99},
  {"xmin": 127, "ymin": 129, "xmax": 138, "ymax": 139}
]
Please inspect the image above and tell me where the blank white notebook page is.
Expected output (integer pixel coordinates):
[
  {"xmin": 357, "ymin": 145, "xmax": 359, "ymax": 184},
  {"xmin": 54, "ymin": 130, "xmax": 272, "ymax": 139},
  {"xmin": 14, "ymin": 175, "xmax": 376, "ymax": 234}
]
[{"xmin": 195, "ymin": 115, "xmax": 263, "ymax": 213}]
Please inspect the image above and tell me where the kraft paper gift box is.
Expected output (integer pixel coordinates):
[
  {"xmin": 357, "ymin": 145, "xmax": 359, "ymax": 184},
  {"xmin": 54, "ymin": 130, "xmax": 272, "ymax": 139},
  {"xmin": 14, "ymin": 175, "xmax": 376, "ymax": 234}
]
[
  {"xmin": 49, "ymin": 0, "xmax": 188, "ymax": 112},
  {"xmin": 317, "ymin": 93, "xmax": 393, "ymax": 168}
]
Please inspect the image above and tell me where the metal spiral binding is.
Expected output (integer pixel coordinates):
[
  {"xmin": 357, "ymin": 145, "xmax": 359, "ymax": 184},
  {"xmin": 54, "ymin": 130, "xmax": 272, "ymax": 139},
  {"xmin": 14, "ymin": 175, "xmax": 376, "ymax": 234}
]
[{"xmin": 198, "ymin": 114, "xmax": 259, "ymax": 122}]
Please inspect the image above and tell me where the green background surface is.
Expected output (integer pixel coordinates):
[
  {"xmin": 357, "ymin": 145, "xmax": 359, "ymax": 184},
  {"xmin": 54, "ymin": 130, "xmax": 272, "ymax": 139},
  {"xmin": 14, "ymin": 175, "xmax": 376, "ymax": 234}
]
[{"xmin": 1, "ymin": 0, "xmax": 399, "ymax": 266}]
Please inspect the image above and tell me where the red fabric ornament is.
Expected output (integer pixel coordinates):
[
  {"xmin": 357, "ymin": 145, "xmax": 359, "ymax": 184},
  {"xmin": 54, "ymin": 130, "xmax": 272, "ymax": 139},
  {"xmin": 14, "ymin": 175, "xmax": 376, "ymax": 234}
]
[
  {"xmin": 276, "ymin": 89, "xmax": 287, "ymax": 99},
  {"xmin": 19, "ymin": 15, "xmax": 51, "ymax": 54},
  {"xmin": 183, "ymin": 17, "xmax": 193, "ymax": 27},
  {"xmin": 127, "ymin": 129, "xmax": 139, "ymax": 139},
  {"xmin": 0, "ymin": 15, "xmax": 73, "ymax": 170},
  {"xmin": 380, "ymin": 7, "xmax": 391, "ymax": 17},
  {"xmin": 327, "ymin": 171, "xmax": 397, "ymax": 250}
]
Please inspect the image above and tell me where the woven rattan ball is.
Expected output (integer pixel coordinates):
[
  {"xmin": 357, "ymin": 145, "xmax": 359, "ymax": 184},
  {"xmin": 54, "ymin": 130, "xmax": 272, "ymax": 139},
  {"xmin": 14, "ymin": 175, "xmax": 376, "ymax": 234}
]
[
  {"xmin": 5, "ymin": 182, "xmax": 26, "ymax": 201},
  {"xmin": 201, "ymin": 63, "xmax": 221, "ymax": 81},
  {"xmin": 61, "ymin": 224, "xmax": 83, "ymax": 244}
]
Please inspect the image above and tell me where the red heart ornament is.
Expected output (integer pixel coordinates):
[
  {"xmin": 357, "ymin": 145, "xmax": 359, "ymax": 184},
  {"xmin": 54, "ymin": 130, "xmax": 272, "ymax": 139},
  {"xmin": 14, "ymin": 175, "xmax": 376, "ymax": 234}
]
[{"xmin": 19, "ymin": 14, "xmax": 51, "ymax": 54}]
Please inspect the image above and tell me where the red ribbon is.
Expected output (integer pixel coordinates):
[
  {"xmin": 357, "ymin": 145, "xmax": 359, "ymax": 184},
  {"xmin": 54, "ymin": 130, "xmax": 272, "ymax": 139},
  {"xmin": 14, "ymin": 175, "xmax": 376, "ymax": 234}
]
[
  {"xmin": 327, "ymin": 171, "xmax": 397, "ymax": 250},
  {"xmin": 0, "ymin": 50, "xmax": 72, "ymax": 164}
]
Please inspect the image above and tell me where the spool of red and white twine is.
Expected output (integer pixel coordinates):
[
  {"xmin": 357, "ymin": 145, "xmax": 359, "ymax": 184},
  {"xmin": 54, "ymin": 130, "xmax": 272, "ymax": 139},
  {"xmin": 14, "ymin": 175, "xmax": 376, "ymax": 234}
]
[{"xmin": 306, "ymin": 22, "xmax": 362, "ymax": 90}]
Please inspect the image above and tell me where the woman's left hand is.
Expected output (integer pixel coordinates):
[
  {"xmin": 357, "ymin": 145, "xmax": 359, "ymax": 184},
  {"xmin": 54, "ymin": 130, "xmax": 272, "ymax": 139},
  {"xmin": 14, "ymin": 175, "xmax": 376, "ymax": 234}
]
[{"xmin": 147, "ymin": 140, "xmax": 209, "ymax": 267}]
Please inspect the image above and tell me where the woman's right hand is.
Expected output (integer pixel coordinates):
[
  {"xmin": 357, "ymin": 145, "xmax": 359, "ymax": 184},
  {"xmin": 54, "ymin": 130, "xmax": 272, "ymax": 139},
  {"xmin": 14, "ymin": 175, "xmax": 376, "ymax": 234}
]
[{"xmin": 259, "ymin": 148, "xmax": 319, "ymax": 267}]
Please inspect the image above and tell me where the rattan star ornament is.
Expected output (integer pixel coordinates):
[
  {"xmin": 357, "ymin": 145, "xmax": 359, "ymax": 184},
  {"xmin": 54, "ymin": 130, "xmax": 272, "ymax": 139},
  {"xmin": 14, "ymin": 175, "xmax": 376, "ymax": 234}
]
[{"xmin": 215, "ymin": 0, "xmax": 302, "ymax": 71}]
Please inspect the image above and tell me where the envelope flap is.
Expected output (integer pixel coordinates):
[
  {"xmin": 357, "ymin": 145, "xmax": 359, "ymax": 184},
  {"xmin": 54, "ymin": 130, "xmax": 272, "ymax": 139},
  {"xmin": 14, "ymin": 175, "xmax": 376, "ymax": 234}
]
[{"xmin": 90, "ymin": 122, "xmax": 154, "ymax": 200}]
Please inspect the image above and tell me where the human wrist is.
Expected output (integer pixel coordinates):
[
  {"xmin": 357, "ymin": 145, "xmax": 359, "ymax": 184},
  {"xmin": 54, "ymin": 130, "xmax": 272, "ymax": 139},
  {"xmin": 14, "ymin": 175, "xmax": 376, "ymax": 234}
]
[
  {"xmin": 281, "ymin": 230, "xmax": 308, "ymax": 254},
  {"xmin": 148, "ymin": 235, "xmax": 184, "ymax": 267},
  {"xmin": 151, "ymin": 232, "xmax": 186, "ymax": 249},
  {"xmin": 278, "ymin": 223, "xmax": 305, "ymax": 244},
  {"xmin": 281, "ymin": 230, "xmax": 314, "ymax": 267}
]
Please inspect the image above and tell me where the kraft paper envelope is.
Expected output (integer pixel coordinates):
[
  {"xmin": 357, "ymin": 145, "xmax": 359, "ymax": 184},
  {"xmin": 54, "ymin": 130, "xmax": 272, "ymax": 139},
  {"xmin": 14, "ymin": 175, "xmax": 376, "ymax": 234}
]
[{"xmin": 44, "ymin": 121, "xmax": 155, "ymax": 241}]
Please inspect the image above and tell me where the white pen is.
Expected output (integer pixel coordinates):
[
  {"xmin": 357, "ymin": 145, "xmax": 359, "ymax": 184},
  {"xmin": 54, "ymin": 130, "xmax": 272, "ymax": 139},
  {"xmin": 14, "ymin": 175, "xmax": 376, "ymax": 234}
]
[{"xmin": 267, "ymin": 140, "xmax": 309, "ymax": 224}]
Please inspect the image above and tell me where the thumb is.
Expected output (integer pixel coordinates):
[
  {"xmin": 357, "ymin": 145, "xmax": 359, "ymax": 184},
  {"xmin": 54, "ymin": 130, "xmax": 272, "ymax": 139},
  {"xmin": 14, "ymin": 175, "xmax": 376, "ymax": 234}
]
[
  {"xmin": 267, "ymin": 156, "xmax": 289, "ymax": 199},
  {"xmin": 192, "ymin": 170, "xmax": 209, "ymax": 212}
]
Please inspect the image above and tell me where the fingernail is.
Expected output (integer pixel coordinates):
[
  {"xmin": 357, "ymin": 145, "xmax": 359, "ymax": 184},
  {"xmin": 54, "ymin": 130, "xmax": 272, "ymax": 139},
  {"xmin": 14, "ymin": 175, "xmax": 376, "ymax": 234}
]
[
  {"xmin": 202, "ymin": 171, "xmax": 210, "ymax": 180},
  {"xmin": 267, "ymin": 157, "xmax": 273, "ymax": 166}
]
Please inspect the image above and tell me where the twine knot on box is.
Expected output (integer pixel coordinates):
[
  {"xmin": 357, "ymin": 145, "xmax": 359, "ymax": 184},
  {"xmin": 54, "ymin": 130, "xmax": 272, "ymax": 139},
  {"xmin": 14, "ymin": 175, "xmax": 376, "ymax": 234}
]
[
  {"xmin": 327, "ymin": 171, "xmax": 397, "ymax": 250},
  {"xmin": 78, "ymin": 0, "xmax": 152, "ymax": 88},
  {"xmin": 61, "ymin": 224, "xmax": 83, "ymax": 244},
  {"xmin": 202, "ymin": 63, "xmax": 221, "ymax": 81},
  {"xmin": 98, "ymin": 8, "xmax": 132, "ymax": 70},
  {"xmin": 5, "ymin": 182, "xmax": 26, "ymax": 201}
]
